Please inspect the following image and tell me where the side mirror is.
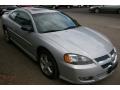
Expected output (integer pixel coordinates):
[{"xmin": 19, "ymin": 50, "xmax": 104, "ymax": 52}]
[{"xmin": 21, "ymin": 25, "xmax": 33, "ymax": 32}]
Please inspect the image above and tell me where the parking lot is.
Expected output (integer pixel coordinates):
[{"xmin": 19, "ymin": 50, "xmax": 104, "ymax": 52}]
[{"xmin": 0, "ymin": 7, "xmax": 120, "ymax": 85}]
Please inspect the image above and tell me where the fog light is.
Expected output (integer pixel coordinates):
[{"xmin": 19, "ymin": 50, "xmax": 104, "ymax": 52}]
[{"xmin": 79, "ymin": 76, "xmax": 93, "ymax": 81}]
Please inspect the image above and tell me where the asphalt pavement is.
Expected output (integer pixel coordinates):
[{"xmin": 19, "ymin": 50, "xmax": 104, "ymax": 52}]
[{"xmin": 0, "ymin": 8, "xmax": 120, "ymax": 85}]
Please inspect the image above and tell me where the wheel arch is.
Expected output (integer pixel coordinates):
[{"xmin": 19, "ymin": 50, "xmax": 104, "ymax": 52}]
[
  {"xmin": 36, "ymin": 46, "xmax": 59, "ymax": 67},
  {"xmin": 37, "ymin": 46, "xmax": 52, "ymax": 57},
  {"xmin": 36, "ymin": 46, "xmax": 60, "ymax": 78}
]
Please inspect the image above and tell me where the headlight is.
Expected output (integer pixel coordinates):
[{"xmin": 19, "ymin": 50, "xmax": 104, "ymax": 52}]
[{"xmin": 64, "ymin": 54, "xmax": 94, "ymax": 65}]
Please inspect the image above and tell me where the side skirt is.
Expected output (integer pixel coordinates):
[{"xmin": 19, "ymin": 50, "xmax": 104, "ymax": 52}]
[{"xmin": 10, "ymin": 38, "xmax": 37, "ymax": 61}]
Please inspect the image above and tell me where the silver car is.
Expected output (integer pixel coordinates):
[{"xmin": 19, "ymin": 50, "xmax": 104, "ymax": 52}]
[
  {"xmin": 1, "ymin": 7, "xmax": 118, "ymax": 84},
  {"xmin": 89, "ymin": 5, "xmax": 120, "ymax": 13}
]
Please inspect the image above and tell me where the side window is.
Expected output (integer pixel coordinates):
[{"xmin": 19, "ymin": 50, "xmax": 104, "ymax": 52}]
[{"xmin": 9, "ymin": 11, "xmax": 32, "ymax": 26}]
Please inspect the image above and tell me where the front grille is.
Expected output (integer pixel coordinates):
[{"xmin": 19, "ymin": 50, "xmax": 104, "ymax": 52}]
[
  {"xmin": 95, "ymin": 55, "xmax": 109, "ymax": 62},
  {"xmin": 101, "ymin": 62, "xmax": 112, "ymax": 68},
  {"xmin": 95, "ymin": 49, "xmax": 116, "ymax": 69}
]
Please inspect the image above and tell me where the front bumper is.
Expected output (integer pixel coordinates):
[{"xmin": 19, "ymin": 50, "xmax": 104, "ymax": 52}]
[{"xmin": 59, "ymin": 54, "xmax": 118, "ymax": 84}]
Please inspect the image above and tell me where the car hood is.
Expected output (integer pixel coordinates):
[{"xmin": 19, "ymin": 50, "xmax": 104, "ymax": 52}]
[{"xmin": 42, "ymin": 26, "xmax": 113, "ymax": 59}]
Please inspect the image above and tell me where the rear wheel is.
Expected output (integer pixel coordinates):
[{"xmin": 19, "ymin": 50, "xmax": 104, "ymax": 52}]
[
  {"xmin": 38, "ymin": 49, "xmax": 59, "ymax": 79},
  {"xmin": 3, "ymin": 26, "xmax": 11, "ymax": 42}
]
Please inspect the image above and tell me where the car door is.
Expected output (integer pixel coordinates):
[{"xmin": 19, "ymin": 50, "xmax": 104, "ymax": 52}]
[
  {"xmin": 7, "ymin": 11, "xmax": 21, "ymax": 42},
  {"xmin": 10, "ymin": 11, "xmax": 36, "ymax": 57}
]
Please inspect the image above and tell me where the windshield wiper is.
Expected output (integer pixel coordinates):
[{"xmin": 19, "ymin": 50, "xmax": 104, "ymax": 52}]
[
  {"xmin": 42, "ymin": 25, "xmax": 80, "ymax": 33},
  {"xmin": 42, "ymin": 30, "xmax": 62, "ymax": 33},
  {"xmin": 63, "ymin": 26, "xmax": 78, "ymax": 30}
]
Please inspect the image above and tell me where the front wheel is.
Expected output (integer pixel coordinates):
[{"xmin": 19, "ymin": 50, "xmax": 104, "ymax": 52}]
[{"xmin": 38, "ymin": 49, "xmax": 59, "ymax": 79}]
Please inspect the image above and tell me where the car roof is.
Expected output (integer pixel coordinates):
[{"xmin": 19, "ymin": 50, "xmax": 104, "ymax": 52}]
[{"xmin": 19, "ymin": 7, "xmax": 59, "ymax": 14}]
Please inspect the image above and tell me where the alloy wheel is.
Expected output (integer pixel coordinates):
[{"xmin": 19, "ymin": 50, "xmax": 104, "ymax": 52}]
[
  {"xmin": 4, "ymin": 30, "xmax": 10, "ymax": 42},
  {"xmin": 39, "ymin": 54, "xmax": 54, "ymax": 76}
]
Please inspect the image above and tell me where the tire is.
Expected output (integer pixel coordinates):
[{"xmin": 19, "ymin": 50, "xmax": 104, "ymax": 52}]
[
  {"xmin": 38, "ymin": 49, "xmax": 59, "ymax": 79},
  {"xmin": 94, "ymin": 8, "xmax": 100, "ymax": 13},
  {"xmin": 3, "ymin": 25, "xmax": 11, "ymax": 42}
]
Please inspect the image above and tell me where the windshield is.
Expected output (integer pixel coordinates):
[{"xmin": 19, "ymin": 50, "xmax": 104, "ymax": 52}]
[{"xmin": 33, "ymin": 12, "xmax": 80, "ymax": 33}]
